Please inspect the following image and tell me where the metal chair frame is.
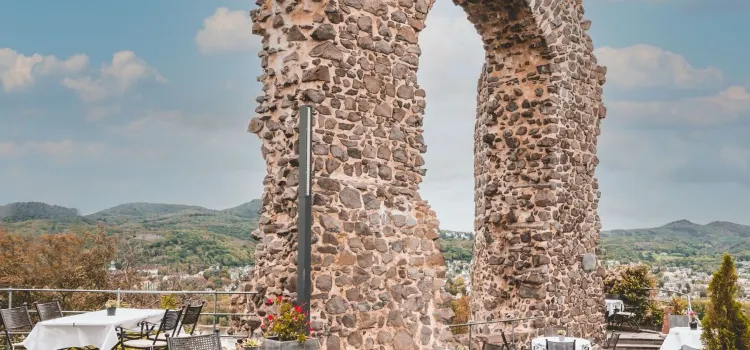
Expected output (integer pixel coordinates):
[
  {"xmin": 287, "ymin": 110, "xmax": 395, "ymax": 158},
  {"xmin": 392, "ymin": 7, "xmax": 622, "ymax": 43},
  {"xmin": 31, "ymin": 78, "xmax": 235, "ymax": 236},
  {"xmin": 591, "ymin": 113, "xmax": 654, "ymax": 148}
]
[
  {"xmin": 1, "ymin": 305, "xmax": 33, "ymax": 350},
  {"xmin": 165, "ymin": 330, "xmax": 222, "ymax": 350},
  {"xmin": 117, "ymin": 308, "xmax": 183, "ymax": 349},
  {"xmin": 33, "ymin": 300, "xmax": 64, "ymax": 321}
]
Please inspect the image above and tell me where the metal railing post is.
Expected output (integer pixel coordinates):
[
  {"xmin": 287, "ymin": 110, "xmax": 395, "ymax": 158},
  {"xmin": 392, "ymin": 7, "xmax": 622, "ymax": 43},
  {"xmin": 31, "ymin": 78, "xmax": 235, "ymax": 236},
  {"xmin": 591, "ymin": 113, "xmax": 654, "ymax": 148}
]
[
  {"xmin": 468, "ymin": 324, "xmax": 472, "ymax": 350},
  {"xmin": 116, "ymin": 289, "xmax": 121, "ymax": 305},
  {"xmin": 7, "ymin": 288, "xmax": 12, "ymax": 308},
  {"xmin": 212, "ymin": 291, "xmax": 218, "ymax": 332}
]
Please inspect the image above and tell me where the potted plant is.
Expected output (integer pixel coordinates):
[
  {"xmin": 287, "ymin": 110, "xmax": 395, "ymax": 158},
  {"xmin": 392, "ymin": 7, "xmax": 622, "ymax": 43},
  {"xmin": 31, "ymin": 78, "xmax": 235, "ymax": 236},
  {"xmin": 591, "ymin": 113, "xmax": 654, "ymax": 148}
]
[
  {"xmin": 242, "ymin": 338, "xmax": 263, "ymax": 350},
  {"xmin": 689, "ymin": 311, "xmax": 698, "ymax": 330},
  {"xmin": 557, "ymin": 329, "xmax": 566, "ymax": 342},
  {"xmin": 105, "ymin": 299, "xmax": 119, "ymax": 316},
  {"xmin": 261, "ymin": 296, "xmax": 317, "ymax": 349}
]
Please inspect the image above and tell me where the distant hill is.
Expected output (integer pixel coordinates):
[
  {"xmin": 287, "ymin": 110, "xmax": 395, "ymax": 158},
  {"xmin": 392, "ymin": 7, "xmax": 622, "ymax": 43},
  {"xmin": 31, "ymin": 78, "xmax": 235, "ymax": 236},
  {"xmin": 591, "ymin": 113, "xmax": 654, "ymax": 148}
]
[
  {"xmin": 221, "ymin": 199, "xmax": 262, "ymax": 219},
  {"xmin": 0, "ymin": 201, "xmax": 262, "ymax": 269},
  {"xmin": 87, "ymin": 203, "xmax": 211, "ymax": 220},
  {"xmin": 3, "ymin": 200, "xmax": 747, "ymax": 273},
  {"xmin": 0, "ymin": 202, "xmax": 79, "ymax": 222},
  {"xmin": 434, "ymin": 221, "xmax": 750, "ymax": 272},
  {"xmin": 602, "ymin": 219, "xmax": 750, "ymax": 272}
]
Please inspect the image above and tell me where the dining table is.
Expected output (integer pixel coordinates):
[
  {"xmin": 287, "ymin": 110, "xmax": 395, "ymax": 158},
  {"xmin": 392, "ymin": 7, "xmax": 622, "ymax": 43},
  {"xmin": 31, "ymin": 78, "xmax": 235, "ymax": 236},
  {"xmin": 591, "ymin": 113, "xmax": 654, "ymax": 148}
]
[
  {"xmin": 22, "ymin": 308, "xmax": 165, "ymax": 350},
  {"xmin": 660, "ymin": 327, "xmax": 703, "ymax": 350},
  {"xmin": 605, "ymin": 299, "xmax": 625, "ymax": 317}
]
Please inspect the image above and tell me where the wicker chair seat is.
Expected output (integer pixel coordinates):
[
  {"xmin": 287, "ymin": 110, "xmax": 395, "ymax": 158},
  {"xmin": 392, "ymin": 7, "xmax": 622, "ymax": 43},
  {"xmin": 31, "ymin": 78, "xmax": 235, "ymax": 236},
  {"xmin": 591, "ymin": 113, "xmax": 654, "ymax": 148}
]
[{"xmin": 121, "ymin": 338, "xmax": 167, "ymax": 349}]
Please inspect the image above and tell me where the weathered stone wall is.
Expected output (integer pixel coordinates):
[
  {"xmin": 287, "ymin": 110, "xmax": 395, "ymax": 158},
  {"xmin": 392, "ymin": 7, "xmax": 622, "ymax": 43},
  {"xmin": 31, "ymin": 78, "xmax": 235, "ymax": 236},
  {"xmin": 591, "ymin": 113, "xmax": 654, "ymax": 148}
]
[
  {"xmin": 241, "ymin": 0, "xmax": 455, "ymax": 348},
  {"xmin": 461, "ymin": 0, "xmax": 607, "ymax": 346},
  {"xmin": 238, "ymin": 0, "xmax": 607, "ymax": 348}
]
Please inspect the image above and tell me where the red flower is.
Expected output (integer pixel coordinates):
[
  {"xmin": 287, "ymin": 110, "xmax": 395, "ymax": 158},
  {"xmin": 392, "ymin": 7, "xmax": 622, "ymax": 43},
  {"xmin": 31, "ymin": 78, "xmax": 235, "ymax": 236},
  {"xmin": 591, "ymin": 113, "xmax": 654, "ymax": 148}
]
[
  {"xmin": 277, "ymin": 296, "xmax": 283, "ymax": 302},
  {"xmin": 265, "ymin": 298, "xmax": 273, "ymax": 305},
  {"xmin": 309, "ymin": 327, "xmax": 314, "ymax": 332},
  {"xmin": 260, "ymin": 324, "xmax": 267, "ymax": 329},
  {"xmin": 294, "ymin": 306, "xmax": 303, "ymax": 313},
  {"xmin": 267, "ymin": 314, "xmax": 274, "ymax": 321}
]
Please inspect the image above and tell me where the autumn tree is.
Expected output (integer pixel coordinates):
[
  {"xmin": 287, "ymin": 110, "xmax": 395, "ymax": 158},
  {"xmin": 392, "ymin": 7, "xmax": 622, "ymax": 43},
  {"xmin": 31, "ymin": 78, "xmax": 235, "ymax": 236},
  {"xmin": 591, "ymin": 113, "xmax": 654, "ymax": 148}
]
[
  {"xmin": 0, "ymin": 228, "xmax": 118, "ymax": 310},
  {"xmin": 701, "ymin": 254, "xmax": 750, "ymax": 350}
]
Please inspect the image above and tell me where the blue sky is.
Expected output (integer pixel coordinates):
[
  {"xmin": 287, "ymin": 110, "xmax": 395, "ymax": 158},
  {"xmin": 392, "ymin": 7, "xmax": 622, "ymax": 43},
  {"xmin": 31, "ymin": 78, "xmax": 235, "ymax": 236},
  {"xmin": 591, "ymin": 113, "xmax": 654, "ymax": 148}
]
[{"xmin": 1, "ymin": 0, "xmax": 748, "ymax": 231}]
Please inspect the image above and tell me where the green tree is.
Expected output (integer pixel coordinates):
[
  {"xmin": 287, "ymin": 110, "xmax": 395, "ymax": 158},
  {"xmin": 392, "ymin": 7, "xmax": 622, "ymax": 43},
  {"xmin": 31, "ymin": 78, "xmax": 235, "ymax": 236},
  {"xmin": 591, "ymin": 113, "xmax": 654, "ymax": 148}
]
[
  {"xmin": 445, "ymin": 276, "xmax": 467, "ymax": 296},
  {"xmin": 604, "ymin": 264, "xmax": 664, "ymax": 327},
  {"xmin": 701, "ymin": 254, "xmax": 750, "ymax": 350}
]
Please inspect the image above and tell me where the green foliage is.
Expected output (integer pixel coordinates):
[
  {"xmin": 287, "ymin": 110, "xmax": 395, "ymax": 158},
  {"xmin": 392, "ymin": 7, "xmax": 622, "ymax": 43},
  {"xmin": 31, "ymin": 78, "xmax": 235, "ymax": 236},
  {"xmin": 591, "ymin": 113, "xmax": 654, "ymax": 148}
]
[
  {"xmin": 160, "ymin": 294, "xmax": 180, "ymax": 309},
  {"xmin": 263, "ymin": 297, "xmax": 311, "ymax": 343},
  {"xmin": 601, "ymin": 220, "xmax": 750, "ymax": 273},
  {"xmin": 604, "ymin": 264, "xmax": 663, "ymax": 327},
  {"xmin": 0, "ymin": 202, "xmax": 79, "ymax": 222},
  {"xmin": 147, "ymin": 231, "xmax": 253, "ymax": 268},
  {"xmin": 701, "ymin": 254, "xmax": 750, "ymax": 350},
  {"xmin": 445, "ymin": 276, "xmax": 467, "ymax": 296},
  {"xmin": 670, "ymin": 296, "xmax": 687, "ymax": 315},
  {"xmin": 0, "ymin": 201, "xmax": 260, "ymax": 270}
]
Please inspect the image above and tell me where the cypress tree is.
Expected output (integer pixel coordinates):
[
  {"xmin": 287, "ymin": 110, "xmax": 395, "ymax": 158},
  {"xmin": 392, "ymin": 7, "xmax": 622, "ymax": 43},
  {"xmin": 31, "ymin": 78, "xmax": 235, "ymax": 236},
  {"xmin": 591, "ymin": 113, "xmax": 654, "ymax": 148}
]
[{"xmin": 701, "ymin": 254, "xmax": 750, "ymax": 350}]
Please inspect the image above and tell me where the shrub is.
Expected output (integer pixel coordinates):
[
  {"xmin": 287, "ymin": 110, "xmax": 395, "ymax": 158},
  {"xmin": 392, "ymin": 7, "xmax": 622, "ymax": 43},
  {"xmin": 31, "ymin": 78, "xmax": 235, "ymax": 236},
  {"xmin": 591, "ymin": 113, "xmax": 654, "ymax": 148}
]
[
  {"xmin": 450, "ymin": 296, "xmax": 470, "ymax": 334},
  {"xmin": 670, "ymin": 296, "xmax": 688, "ymax": 315},
  {"xmin": 701, "ymin": 254, "xmax": 750, "ymax": 350},
  {"xmin": 446, "ymin": 276, "xmax": 467, "ymax": 296},
  {"xmin": 160, "ymin": 294, "xmax": 180, "ymax": 309},
  {"xmin": 604, "ymin": 264, "xmax": 663, "ymax": 327},
  {"xmin": 262, "ymin": 296, "xmax": 312, "ymax": 343}
]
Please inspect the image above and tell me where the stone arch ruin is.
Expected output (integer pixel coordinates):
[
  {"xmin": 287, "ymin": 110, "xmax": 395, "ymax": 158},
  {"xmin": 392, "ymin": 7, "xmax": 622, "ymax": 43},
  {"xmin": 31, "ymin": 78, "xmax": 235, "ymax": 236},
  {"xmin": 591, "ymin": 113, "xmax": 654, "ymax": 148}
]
[{"xmin": 240, "ymin": 0, "xmax": 607, "ymax": 347}]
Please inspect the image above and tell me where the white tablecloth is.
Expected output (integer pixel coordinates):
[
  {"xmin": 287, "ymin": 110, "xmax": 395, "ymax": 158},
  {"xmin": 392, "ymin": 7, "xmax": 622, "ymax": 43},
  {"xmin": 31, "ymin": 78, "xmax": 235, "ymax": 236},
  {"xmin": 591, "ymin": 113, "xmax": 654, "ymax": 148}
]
[
  {"xmin": 532, "ymin": 336, "xmax": 592, "ymax": 350},
  {"xmin": 660, "ymin": 327, "xmax": 703, "ymax": 350},
  {"xmin": 605, "ymin": 299, "xmax": 625, "ymax": 316},
  {"xmin": 22, "ymin": 308, "xmax": 165, "ymax": 350}
]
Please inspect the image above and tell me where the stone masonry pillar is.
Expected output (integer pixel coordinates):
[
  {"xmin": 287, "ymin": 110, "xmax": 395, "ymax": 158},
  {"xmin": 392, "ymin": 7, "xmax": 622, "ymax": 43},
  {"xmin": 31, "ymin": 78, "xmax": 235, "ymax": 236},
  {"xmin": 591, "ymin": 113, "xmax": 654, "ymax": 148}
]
[
  {"xmin": 239, "ymin": 0, "xmax": 607, "ymax": 348},
  {"xmin": 461, "ymin": 0, "xmax": 607, "ymax": 346},
  {"xmin": 244, "ymin": 0, "xmax": 454, "ymax": 349}
]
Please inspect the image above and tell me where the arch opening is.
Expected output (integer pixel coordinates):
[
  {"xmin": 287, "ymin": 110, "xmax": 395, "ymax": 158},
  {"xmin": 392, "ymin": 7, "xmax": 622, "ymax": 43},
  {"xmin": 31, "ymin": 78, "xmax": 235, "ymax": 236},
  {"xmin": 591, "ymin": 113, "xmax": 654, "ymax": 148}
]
[{"xmin": 242, "ymin": 0, "xmax": 607, "ymax": 347}]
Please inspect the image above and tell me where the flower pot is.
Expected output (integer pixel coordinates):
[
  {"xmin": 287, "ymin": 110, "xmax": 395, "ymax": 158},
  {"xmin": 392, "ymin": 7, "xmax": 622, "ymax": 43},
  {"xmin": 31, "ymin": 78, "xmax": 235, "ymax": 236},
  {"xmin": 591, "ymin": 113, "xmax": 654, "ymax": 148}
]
[
  {"xmin": 244, "ymin": 347, "xmax": 260, "ymax": 350},
  {"xmin": 107, "ymin": 307, "xmax": 116, "ymax": 316},
  {"xmin": 558, "ymin": 336, "xmax": 565, "ymax": 342},
  {"xmin": 261, "ymin": 338, "xmax": 318, "ymax": 350},
  {"xmin": 690, "ymin": 321, "xmax": 698, "ymax": 330}
]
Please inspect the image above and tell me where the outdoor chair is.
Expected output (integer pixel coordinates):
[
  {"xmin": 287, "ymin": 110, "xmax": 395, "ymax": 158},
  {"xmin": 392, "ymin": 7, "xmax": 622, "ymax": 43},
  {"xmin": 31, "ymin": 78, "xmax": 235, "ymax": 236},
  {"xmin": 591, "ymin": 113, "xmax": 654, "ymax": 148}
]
[
  {"xmin": 117, "ymin": 308, "xmax": 183, "ymax": 349},
  {"xmin": 544, "ymin": 326, "xmax": 569, "ymax": 337},
  {"xmin": 144, "ymin": 306, "xmax": 185, "ymax": 341},
  {"xmin": 612, "ymin": 304, "xmax": 639, "ymax": 332},
  {"xmin": 1, "ymin": 305, "xmax": 33, "ymax": 349},
  {"xmin": 173, "ymin": 301, "xmax": 206, "ymax": 337},
  {"xmin": 604, "ymin": 332, "xmax": 620, "ymax": 349},
  {"xmin": 166, "ymin": 330, "xmax": 222, "ymax": 350},
  {"xmin": 34, "ymin": 300, "xmax": 63, "ymax": 321},
  {"xmin": 546, "ymin": 339, "xmax": 576, "ymax": 350}
]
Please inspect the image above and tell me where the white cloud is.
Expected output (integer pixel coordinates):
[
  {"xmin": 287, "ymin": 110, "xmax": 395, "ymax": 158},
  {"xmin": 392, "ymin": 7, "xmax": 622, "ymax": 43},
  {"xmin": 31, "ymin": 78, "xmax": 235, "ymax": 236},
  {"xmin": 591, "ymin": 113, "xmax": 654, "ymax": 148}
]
[
  {"xmin": 121, "ymin": 110, "xmax": 240, "ymax": 134},
  {"xmin": 609, "ymin": 86, "xmax": 750, "ymax": 126},
  {"xmin": 0, "ymin": 48, "xmax": 88, "ymax": 92},
  {"xmin": 595, "ymin": 44, "xmax": 723, "ymax": 88},
  {"xmin": 62, "ymin": 50, "xmax": 166, "ymax": 103},
  {"xmin": 195, "ymin": 8, "xmax": 259, "ymax": 55},
  {"xmin": 0, "ymin": 139, "xmax": 106, "ymax": 161}
]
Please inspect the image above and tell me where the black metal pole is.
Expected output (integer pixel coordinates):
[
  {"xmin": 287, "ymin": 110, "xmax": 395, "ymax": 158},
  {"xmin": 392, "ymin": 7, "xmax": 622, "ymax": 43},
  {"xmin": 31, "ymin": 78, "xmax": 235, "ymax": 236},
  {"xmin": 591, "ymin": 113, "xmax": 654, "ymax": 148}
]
[{"xmin": 297, "ymin": 105, "xmax": 313, "ymax": 333}]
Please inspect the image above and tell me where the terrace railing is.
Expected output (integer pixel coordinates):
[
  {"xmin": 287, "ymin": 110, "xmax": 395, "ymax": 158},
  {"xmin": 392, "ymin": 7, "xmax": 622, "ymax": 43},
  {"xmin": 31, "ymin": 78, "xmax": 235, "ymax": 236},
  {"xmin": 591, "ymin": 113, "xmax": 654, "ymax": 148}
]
[
  {"xmin": 2, "ymin": 287, "xmax": 258, "ymax": 339},
  {"xmin": 447, "ymin": 316, "xmax": 544, "ymax": 350}
]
